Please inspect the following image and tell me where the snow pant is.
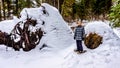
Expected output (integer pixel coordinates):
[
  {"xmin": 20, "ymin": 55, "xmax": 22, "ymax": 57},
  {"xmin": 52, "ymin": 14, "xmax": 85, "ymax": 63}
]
[{"xmin": 76, "ymin": 40, "xmax": 83, "ymax": 51}]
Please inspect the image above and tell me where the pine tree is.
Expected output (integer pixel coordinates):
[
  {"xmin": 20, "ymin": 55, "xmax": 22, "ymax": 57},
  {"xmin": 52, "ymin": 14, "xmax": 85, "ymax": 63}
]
[
  {"xmin": 34, "ymin": 0, "xmax": 41, "ymax": 7},
  {"xmin": 72, "ymin": 0, "xmax": 91, "ymax": 21},
  {"xmin": 61, "ymin": 0, "xmax": 75, "ymax": 22},
  {"xmin": 0, "ymin": 1, "xmax": 1, "ymax": 21},
  {"xmin": 76, "ymin": 0, "xmax": 86, "ymax": 21},
  {"xmin": 91, "ymin": 0, "xmax": 112, "ymax": 20},
  {"xmin": 15, "ymin": 0, "xmax": 18, "ymax": 15},
  {"xmin": 92, "ymin": 0, "xmax": 102, "ymax": 19},
  {"xmin": 104, "ymin": 0, "xmax": 112, "ymax": 19},
  {"xmin": 109, "ymin": 0, "xmax": 120, "ymax": 27},
  {"xmin": 2, "ymin": 0, "xmax": 6, "ymax": 20}
]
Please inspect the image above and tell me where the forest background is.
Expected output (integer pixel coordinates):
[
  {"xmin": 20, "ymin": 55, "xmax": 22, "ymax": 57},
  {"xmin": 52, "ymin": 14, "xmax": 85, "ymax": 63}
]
[{"xmin": 0, "ymin": 0, "xmax": 120, "ymax": 27}]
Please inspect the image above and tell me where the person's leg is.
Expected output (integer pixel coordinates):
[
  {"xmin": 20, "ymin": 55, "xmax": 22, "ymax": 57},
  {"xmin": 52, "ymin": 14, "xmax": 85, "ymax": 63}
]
[
  {"xmin": 74, "ymin": 40, "xmax": 79, "ymax": 52},
  {"xmin": 76, "ymin": 40, "xmax": 81, "ymax": 51},
  {"xmin": 79, "ymin": 40, "xmax": 83, "ymax": 51}
]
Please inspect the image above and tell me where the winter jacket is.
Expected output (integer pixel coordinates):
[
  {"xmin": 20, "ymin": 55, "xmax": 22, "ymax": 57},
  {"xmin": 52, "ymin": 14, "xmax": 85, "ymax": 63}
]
[{"xmin": 74, "ymin": 25, "xmax": 85, "ymax": 40}]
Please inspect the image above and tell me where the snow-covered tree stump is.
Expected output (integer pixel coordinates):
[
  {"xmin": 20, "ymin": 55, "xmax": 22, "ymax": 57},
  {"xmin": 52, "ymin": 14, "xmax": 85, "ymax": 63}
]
[{"xmin": 84, "ymin": 33, "xmax": 103, "ymax": 49}]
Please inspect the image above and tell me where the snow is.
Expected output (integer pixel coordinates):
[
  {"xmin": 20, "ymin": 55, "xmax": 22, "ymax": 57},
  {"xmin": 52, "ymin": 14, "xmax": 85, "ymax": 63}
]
[
  {"xmin": 19, "ymin": 3, "xmax": 74, "ymax": 50},
  {"xmin": 63, "ymin": 21, "xmax": 120, "ymax": 68},
  {"xmin": 0, "ymin": 3, "xmax": 120, "ymax": 68},
  {"xmin": 113, "ymin": 28, "xmax": 120, "ymax": 38},
  {"xmin": 0, "ymin": 20, "xmax": 16, "ymax": 34},
  {"xmin": 85, "ymin": 21, "xmax": 120, "ymax": 46}
]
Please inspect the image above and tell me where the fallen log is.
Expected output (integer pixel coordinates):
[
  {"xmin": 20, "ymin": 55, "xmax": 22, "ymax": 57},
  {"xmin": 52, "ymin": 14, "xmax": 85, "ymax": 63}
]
[{"xmin": 84, "ymin": 33, "xmax": 103, "ymax": 49}]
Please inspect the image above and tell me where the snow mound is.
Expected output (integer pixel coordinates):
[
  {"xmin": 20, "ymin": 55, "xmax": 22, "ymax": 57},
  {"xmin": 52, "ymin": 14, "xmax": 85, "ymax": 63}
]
[
  {"xmin": 0, "ymin": 20, "xmax": 16, "ymax": 34},
  {"xmin": 85, "ymin": 21, "xmax": 120, "ymax": 45},
  {"xmin": 0, "ymin": 3, "xmax": 74, "ymax": 51},
  {"xmin": 18, "ymin": 3, "xmax": 74, "ymax": 51},
  {"xmin": 63, "ymin": 21, "xmax": 120, "ymax": 68},
  {"xmin": 0, "ymin": 3, "xmax": 74, "ymax": 68},
  {"xmin": 38, "ymin": 3, "xmax": 74, "ymax": 50}
]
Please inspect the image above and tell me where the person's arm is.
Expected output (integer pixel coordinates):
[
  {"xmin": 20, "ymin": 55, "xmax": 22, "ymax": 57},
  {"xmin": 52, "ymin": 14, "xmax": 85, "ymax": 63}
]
[
  {"xmin": 83, "ymin": 27, "xmax": 85, "ymax": 35},
  {"xmin": 74, "ymin": 28, "xmax": 77, "ymax": 39},
  {"xmin": 82, "ymin": 26, "xmax": 85, "ymax": 40}
]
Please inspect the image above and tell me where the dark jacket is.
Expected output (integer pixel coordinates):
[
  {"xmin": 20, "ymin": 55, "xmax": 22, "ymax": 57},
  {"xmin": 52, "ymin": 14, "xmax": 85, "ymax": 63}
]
[{"xmin": 74, "ymin": 25, "xmax": 85, "ymax": 40}]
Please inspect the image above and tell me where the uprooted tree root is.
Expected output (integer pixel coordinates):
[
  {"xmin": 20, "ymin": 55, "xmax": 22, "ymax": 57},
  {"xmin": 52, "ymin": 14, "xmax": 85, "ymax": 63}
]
[
  {"xmin": 0, "ymin": 18, "xmax": 43, "ymax": 51},
  {"xmin": 84, "ymin": 33, "xmax": 103, "ymax": 49},
  {"xmin": 0, "ymin": 6, "xmax": 52, "ymax": 51}
]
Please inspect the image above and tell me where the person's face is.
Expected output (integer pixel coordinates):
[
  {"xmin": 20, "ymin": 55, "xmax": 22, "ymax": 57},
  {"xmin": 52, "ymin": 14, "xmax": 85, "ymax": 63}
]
[{"xmin": 77, "ymin": 21, "xmax": 82, "ymax": 26}]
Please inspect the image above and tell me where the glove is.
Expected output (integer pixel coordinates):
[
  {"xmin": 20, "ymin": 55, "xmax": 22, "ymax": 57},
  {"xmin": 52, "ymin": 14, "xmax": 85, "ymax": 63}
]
[
  {"xmin": 74, "ymin": 37, "xmax": 75, "ymax": 39},
  {"xmin": 82, "ymin": 37, "xmax": 84, "ymax": 40}
]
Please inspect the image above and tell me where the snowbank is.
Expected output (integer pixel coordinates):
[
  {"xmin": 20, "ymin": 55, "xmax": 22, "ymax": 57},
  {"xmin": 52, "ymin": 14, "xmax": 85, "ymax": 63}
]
[
  {"xmin": 63, "ymin": 21, "xmax": 120, "ymax": 68},
  {"xmin": 18, "ymin": 3, "xmax": 74, "ymax": 50},
  {"xmin": 113, "ymin": 28, "xmax": 120, "ymax": 38},
  {"xmin": 0, "ymin": 3, "xmax": 74, "ymax": 68},
  {"xmin": 0, "ymin": 20, "xmax": 16, "ymax": 34},
  {"xmin": 37, "ymin": 3, "xmax": 74, "ymax": 50},
  {"xmin": 85, "ymin": 21, "xmax": 119, "ymax": 40},
  {"xmin": 0, "ymin": 3, "xmax": 74, "ymax": 51}
]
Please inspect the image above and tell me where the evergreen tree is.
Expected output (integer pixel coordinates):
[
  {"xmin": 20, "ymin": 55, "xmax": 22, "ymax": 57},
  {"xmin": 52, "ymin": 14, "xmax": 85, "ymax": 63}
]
[
  {"xmin": 59, "ymin": 0, "xmax": 64, "ymax": 13},
  {"xmin": 91, "ymin": 0, "xmax": 112, "ymax": 20},
  {"xmin": 61, "ymin": 0, "xmax": 75, "ymax": 22},
  {"xmin": 15, "ymin": 0, "xmax": 18, "ymax": 15},
  {"xmin": 109, "ymin": 0, "xmax": 120, "ymax": 27},
  {"xmin": 34, "ymin": 0, "xmax": 41, "ymax": 7},
  {"xmin": 76, "ymin": 0, "xmax": 87, "ymax": 21},
  {"xmin": 2, "ymin": 0, "xmax": 6, "ymax": 20},
  {"xmin": 73, "ymin": 0, "xmax": 92, "ymax": 21},
  {"xmin": 92, "ymin": 0, "xmax": 103, "ymax": 19},
  {"xmin": 0, "ymin": 1, "xmax": 1, "ymax": 21}
]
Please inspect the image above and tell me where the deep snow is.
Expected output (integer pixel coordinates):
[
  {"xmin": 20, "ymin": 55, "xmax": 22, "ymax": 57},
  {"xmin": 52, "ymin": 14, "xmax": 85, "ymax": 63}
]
[
  {"xmin": 63, "ymin": 21, "xmax": 120, "ymax": 68},
  {"xmin": 19, "ymin": 3, "xmax": 74, "ymax": 50},
  {"xmin": 0, "ymin": 3, "xmax": 120, "ymax": 68}
]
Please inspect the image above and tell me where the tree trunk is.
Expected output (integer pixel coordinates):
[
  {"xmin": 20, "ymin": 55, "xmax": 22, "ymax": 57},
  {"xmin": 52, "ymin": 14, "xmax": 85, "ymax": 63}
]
[
  {"xmin": 59, "ymin": 0, "xmax": 64, "ymax": 13},
  {"xmin": 2, "ymin": 0, "xmax": 6, "ymax": 20},
  {"xmin": 16, "ymin": 0, "xmax": 18, "ymax": 16},
  {"xmin": 7, "ymin": 0, "xmax": 10, "ymax": 18},
  {"xmin": 58, "ymin": 0, "xmax": 59, "ymax": 11},
  {"xmin": 0, "ymin": 1, "xmax": 2, "ymax": 21},
  {"xmin": 40, "ymin": 0, "xmax": 42, "ymax": 4},
  {"xmin": 54, "ymin": 0, "xmax": 55, "ymax": 6},
  {"xmin": 26, "ymin": 0, "xmax": 31, "ymax": 8},
  {"xmin": 84, "ymin": 33, "xmax": 103, "ymax": 49}
]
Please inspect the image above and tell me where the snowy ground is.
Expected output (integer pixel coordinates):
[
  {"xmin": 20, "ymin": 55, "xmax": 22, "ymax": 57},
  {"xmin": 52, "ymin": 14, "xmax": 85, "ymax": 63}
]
[
  {"xmin": 62, "ymin": 21, "xmax": 120, "ymax": 68},
  {"xmin": 0, "ymin": 3, "xmax": 120, "ymax": 68}
]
